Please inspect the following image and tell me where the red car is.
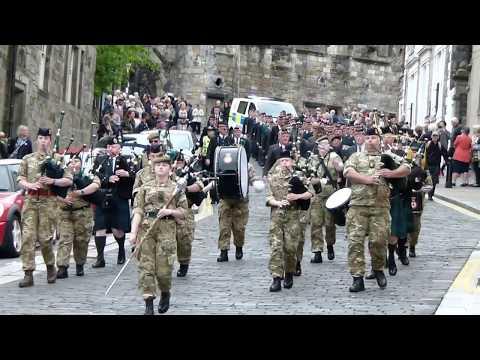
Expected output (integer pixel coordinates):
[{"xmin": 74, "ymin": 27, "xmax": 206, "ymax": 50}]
[{"xmin": 0, "ymin": 159, "xmax": 24, "ymax": 258}]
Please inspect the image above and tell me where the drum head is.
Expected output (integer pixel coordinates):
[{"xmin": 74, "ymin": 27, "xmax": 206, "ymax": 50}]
[
  {"xmin": 325, "ymin": 188, "xmax": 352, "ymax": 210},
  {"xmin": 238, "ymin": 146, "xmax": 248, "ymax": 198}
]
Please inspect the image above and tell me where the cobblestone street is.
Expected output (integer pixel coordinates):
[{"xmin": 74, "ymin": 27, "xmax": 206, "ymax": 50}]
[{"xmin": 0, "ymin": 163, "xmax": 478, "ymax": 315}]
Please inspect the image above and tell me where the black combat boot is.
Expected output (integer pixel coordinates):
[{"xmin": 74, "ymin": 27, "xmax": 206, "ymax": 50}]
[
  {"xmin": 365, "ymin": 269, "xmax": 376, "ymax": 280},
  {"xmin": 283, "ymin": 273, "xmax": 294, "ymax": 289},
  {"xmin": 115, "ymin": 235, "xmax": 126, "ymax": 265},
  {"xmin": 294, "ymin": 261, "xmax": 302, "ymax": 276},
  {"xmin": 388, "ymin": 244, "xmax": 397, "ymax": 276},
  {"xmin": 349, "ymin": 276, "xmax": 365, "ymax": 292},
  {"xmin": 56, "ymin": 266, "xmax": 68, "ymax": 279},
  {"xmin": 76, "ymin": 264, "xmax": 84, "ymax": 276},
  {"xmin": 310, "ymin": 251, "xmax": 323, "ymax": 263},
  {"xmin": 327, "ymin": 245, "xmax": 335, "ymax": 260},
  {"xmin": 409, "ymin": 246, "xmax": 416, "ymax": 258},
  {"xmin": 46, "ymin": 265, "xmax": 57, "ymax": 284},
  {"xmin": 397, "ymin": 238, "xmax": 410, "ymax": 266},
  {"xmin": 235, "ymin": 246, "xmax": 243, "ymax": 260},
  {"xmin": 158, "ymin": 292, "xmax": 171, "ymax": 314},
  {"xmin": 269, "ymin": 277, "xmax": 282, "ymax": 292},
  {"xmin": 217, "ymin": 249, "xmax": 228, "ymax": 262},
  {"xmin": 374, "ymin": 270, "xmax": 387, "ymax": 289},
  {"xmin": 144, "ymin": 297, "xmax": 154, "ymax": 315},
  {"xmin": 177, "ymin": 264, "xmax": 189, "ymax": 277},
  {"xmin": 92, "ymin": 236, "xmax": 106, "ymax": 268},
  {"xmin": 18, "ymin": 270, "xmax": 34, "ymax": 288}
]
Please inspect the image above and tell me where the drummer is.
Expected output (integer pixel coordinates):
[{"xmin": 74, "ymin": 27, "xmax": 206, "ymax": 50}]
[
  {"xmin": 343, "ymin": 127, "xmax": 408, "ymax": 293},
  {"xmin": 309, "ymin": 136, "xmax": 344, "ymax": 265},
  {"xmin": 216, "ymin": 150, "xmax": 259, "ymax": 263}
]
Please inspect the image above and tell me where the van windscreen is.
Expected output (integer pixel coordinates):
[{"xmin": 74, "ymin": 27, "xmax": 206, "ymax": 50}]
[{"xmin": 257, "ymin": 101, "xmax": 297, "ymax": 117}]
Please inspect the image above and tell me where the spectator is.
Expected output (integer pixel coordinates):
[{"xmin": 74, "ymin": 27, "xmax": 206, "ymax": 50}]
[
  {"xmin": 425, "ymin": 131, "xmax": 444, "ymax": 199},
  {"xmin": 452, "ymin": 127, "xmax": 472, "ymax": 186},
  {"xmin": 123, "ymin": 109, "xmax": 136, "ymax": 132},
  {"xmin": 0, "ymin": 131, "xmax": 8, "ymax": 159},
  {"xmin": 98, "ymin": 110, "xmax": 114, "ymax": 138},
  {"xmin": 211, "ymin": 100, "xmax": 222, "ymax": 115},
  {"xmin": 136, "ymin": 113, "xmax": 149, "ymax": 133},
  {"xmin": 176, "ymin": 101, "xmax": 189, "ymax": 130},
  {"xmin": 471, "ymin": 125, "xmax": 480, "ymax": 187},
  {"xmin": 8, "ymin": 125, "xmax": 32, "ymax": 159},
  {"xmin": 449, "ymin": 117, "xmax": 463, "ymax": 157},
  {"xmin": 223, "ymin": 101, "xmax": 231, "ymax": 121},
  {"xmin": 191, "ymin": 104, "xmax": 204, "ymax": 135},
  {"xmin": 142, "ymin": 94, "xmax": 152, "ymax": 114}
]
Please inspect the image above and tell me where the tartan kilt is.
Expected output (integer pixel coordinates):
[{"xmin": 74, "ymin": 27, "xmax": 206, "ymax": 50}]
[{"xmin": 390, "ymin": 195, "xmax": 413, "ymax": 238}]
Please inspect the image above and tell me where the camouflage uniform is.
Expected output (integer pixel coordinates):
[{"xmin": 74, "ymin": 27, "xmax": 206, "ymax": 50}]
[
  {"xmin": 266, "ymin": 165, "xmax": 314, "ymax": 277},
  {"xmin": 311, "ymin": 151, "xmax": 342, "ymax": 253},
  {"xmin": 18, "ymin": 152, "xmax": 72, "ymax": 271},
  {"xmin": 344, "ymin": 151, "xmax": 395, "ymax": 277},
  {"xmin": 56, "ymin": 176, "xmax": 101, "ymax": 268},
  {"xmin": 132, "ymin": 164, "xmax": 155, "ymax": 195},
  {"xmin": 176, "ymin": 178, "xmax": 204, "ymax": 264},
  {"xmin": 217, "ymin": 164, "xmax": 256, "ymax": 251},
  {"xmin": 296, "ymin": 209, "xmax": 310, "ymax": 262},
  {"xmin": 133, "ymin": 178, "xmax": 188, "ymax": 299}
]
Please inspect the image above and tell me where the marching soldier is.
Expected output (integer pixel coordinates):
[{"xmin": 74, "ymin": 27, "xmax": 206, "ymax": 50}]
[
  {"xmin": 343, "ymin": 128, "xmax": 409, "ymax": 292},
  {"xmin": 217, "ymin": 163, "xmax": 258, "ymax": 262},
  {"xmin": 17, "ymin": 128, "xmax": 73, "ymax": 287},
  {"xmin": 266, "ymin": 150, "xmax": 314, "ymax": 292},
  {"xmin": 232, "ymin": 124, "xmax": 251, "ymax": 161},
  {"xmin": 172, "ymin": 152, "xmax": 205, "ymax": 277},
  {"xmin": 130, "ymin": 156, "xmax": 188, "ymax": 315},
  {"xmin": 132, "ymin": 143, "xmax": 165, "ymax": 196},
  {"xmin": 56, "ymin": 156, "xmax": 100, "ymax": 278},
  {"xmin": 309, "ymin": 136, "xmax": 344, "ymax": 264}
]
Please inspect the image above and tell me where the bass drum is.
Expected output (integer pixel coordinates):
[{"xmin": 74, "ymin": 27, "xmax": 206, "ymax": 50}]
[
  {"xmin": 214, "ymin": 146, "xmax": 249, "ymax": 199},
  {"xmin": 325, "ymin": 187, "xmax": 352, "ymax": 227}
]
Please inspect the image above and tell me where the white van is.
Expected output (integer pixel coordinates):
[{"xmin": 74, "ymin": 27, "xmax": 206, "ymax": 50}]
[{"xmin": 228, "ymin": 96, "xmax": 298, "ymax": 128}]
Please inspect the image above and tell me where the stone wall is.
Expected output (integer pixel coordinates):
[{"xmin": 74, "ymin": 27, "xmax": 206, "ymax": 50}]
[
  {"xmin": 0, "ymin": 45, "xmax": 96, "ymax": 148},
  {"xmin": 144, "ymin": 45, "xmax": 404, "ymax": 115}
]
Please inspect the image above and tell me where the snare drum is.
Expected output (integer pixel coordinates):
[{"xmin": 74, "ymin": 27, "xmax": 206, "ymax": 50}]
[
  {"xmin": 325, "ymin": 188, "xmax": 352, "ymax": 226},
  {"xmin": 214, "ymin": 146, "xmax": 249, "ymax": 199}
]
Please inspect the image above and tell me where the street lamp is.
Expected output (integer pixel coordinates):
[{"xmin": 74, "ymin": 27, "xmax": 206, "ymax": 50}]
[{"xmin": 126, "ymin": 63, "xmax": 131, "ymax": 95}]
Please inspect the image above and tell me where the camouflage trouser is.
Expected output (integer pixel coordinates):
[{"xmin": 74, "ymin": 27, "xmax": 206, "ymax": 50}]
[
  {"xmin": 408, "ymin": 212, "xmax": 422, "ymax": 247},
  {"xmin": 176, "ymin": 208, "xmax": 194, "ymax": 265},
  {"xmin": 56, "ymin": 207, "xmax": 93, "ymax": 267},
  {"xmin": 218, "ymin": 199, "xmax": 249, "ymax": 250},
  {"xmin": 269, "ymin": 209, "xmax": 302, "ymax": 278},
  {"xmin": 310, "ymin": 198, "xmax": 336, "ymax": 253},
  {"xmin": 138, "ymin": 218, "xmax": 177, "ymax": 299},
  {"xmin": 296, "ymin": 210, "xmax": 310, "ymax": 263},
  {"xmin": 20, "ymin": 197, "xmax": 57, "ymax": 271},
  {"xmin": 346, "ymin": 206, "xmax": 390, "ymax": 277}
]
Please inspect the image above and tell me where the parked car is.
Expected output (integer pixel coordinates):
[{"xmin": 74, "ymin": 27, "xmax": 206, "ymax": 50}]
[{"xmin": 0, "ymin": 159, "xmax": 24, "ymax": 258}]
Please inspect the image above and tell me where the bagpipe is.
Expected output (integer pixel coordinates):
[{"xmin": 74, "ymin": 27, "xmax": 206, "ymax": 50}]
[
  {"xmin": 174, "ymin": 151, "xmax": 207, "ymax": 206},
  {"xmin": 288, "ymin": 139, "xmax": 314, "ymax": 211},
  {"xmin": 380, "ymin": 150, "xmax": 408, "ymax": 195},
  {"xmin": 40, "ymin": 111, "xmax": 71, "ymax": 198}
]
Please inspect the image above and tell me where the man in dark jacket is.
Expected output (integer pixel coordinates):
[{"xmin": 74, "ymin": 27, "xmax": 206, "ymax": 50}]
[
  {"xmin": 8, "ymin": 125, "xmax": 33, "ymax": 159},
  {"xmin": 264, "ymin": 128, "xmax": 292, "ymax": 176}
]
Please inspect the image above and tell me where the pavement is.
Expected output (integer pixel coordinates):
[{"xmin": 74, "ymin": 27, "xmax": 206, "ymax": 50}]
[
  {"xmin": 0, "ymin": 163, "xmax": 479, "ymax": 315},
  {"xmin": 431, "ymin": 174, "xmax": 480, "ymax": 314}
]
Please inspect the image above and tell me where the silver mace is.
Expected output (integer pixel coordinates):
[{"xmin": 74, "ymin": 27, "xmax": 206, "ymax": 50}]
[{"xmin": 105, "ymin": 178, "xmax": 187, "ymax": 296}]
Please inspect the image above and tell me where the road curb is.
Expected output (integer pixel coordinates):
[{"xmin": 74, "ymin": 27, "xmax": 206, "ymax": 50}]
[{"xmin": 434, "ymin": 193, "xmax": 480, "ymax": 215}]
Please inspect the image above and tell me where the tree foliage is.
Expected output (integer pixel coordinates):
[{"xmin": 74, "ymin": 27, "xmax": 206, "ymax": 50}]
[{"xmin": 94, "ymin": 45, "xmax": 159, "ymax": 97}]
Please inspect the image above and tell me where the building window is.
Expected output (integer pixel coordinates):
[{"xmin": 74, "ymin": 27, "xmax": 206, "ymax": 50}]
[
  {"xmin": 78, "ymin": 50, "xmax": 84, "ymax": 109},
  {"xmin": 38, "ymin": 45, "xmax": 52, "ymax": 92},
  {"xmin": 71, "ymin": 46, "xmax": 80, "ymax": 107},
  {"xmin": 435, "ymin": 83, "xmax": 440, "ymax": 114},
  {"xmin": 64, "ymin": 45, "xmax": 74, "ymax": 103}
]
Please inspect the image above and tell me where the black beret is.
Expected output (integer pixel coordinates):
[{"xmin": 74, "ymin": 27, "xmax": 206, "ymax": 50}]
[
  {"xmin": 37, "ymin": 128, "xmax": 52, "ymax": 137},
  {"xmin": 278, "ymin": 149, "xmax": 293, "ymax": 160},
  {"xmin": 330, "ymin": 135, "xmax": 342, "ymax": 142},
  {"xmin": 97, "ymin": 135, "xmax": 118, "ymax": 148},
  {"xmin": 365, "ymin": 127, "xmax": 381, "ymax": 137},
  {"xmin": 206, "ymin": 125, "xmax": 216, "ymax": 131},
  {"xmin": 175, "ymin": 151, "xmax": 185, "ymax": 162}
]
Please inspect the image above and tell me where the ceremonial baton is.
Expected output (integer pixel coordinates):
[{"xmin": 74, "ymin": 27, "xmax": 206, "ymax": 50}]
[{"xmin": 105, "ymin": 178, "xmax": 187, "ymax": 296}]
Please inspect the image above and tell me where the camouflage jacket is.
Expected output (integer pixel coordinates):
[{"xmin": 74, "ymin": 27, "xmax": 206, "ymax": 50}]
[
  {"xmin": 344, "ymin": 150, "xmax": 408, "ymax": 208},
  {"xmin": 266, "ymin": 165, "xmax": 314, "ymax": 209},
  {"xmin": 132, "ymin": 164, "xmax": 155, "ymax": 195},
  {"xmin": 17, "ymin": 151, "xmax": 72, "ymax": 191},
  {"xmin": 314, "ymin": 151, "xmax": 343, "ymax": 200},
  {"xmin": 133, "ymin": 178, "xmax": 188, "ymax": 221}
]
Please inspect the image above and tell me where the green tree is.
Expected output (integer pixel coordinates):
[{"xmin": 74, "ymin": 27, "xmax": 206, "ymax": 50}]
[{"xmin": 94, "ymin": 45, "xmax": 159, "ymax": 97}]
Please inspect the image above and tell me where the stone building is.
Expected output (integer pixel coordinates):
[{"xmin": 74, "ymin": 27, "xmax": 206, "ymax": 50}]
[
  {"xmin": 398, "ymin": 45, "xmax": 473, "ymax": 130},
  {"xmin": 0, "ymin": 45, "xmax": 96, "ymax": 147},
  {"xmin": 130, "ymin": 45, "xmax": 404, "ymax": 117},
  {"xmin": 466, "ymin": 45, "xmax": 480, "ymax": 129}
]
